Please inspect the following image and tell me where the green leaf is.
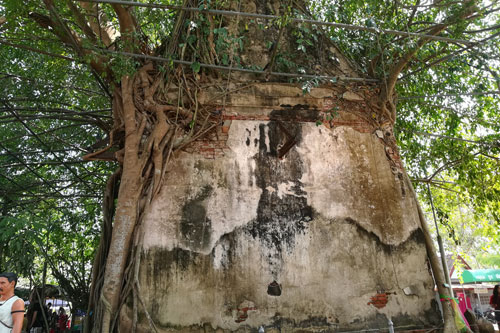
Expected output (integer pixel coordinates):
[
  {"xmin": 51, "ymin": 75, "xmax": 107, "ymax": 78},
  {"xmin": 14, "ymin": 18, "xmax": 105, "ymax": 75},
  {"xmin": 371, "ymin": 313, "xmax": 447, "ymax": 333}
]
[{"xmin": 191, "ymin": 61, "xmax": 201, "ymax": 73}]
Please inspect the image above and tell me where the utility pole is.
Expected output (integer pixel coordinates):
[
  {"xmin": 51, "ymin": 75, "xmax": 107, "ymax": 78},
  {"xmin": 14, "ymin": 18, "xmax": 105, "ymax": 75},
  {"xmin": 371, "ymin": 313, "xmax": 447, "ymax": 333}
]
[{"xmin": 427, "ymin": 183, "xmax": 454, "ymax": 297}]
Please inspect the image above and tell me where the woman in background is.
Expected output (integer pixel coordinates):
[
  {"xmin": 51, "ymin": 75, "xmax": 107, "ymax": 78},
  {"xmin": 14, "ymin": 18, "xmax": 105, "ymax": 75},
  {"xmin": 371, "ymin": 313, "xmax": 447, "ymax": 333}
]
[
  {"xmin": 490, "ymin": 285, "xmax": 500, "ymax": 324},
  {"xmin": 56, "ymin": 307, "xmax": 68, "ymax": 333}
]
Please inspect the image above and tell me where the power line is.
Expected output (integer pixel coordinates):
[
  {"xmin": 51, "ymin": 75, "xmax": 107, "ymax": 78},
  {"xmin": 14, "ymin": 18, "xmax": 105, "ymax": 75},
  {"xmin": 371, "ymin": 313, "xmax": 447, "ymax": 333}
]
[
  {"xmin": 0, "ymin": 38, "xmax": 378, "ymax": 83},
  {"xmin": 2, "ymin": 4, "xmax": 494, "ymax": 90},
  {"xmin": 81, "ymin": 0, "xmax": 474, "ymax": 45},
  {"xmin": 96, "ymin": 48, "xmax": 379, "ymax": 83}
]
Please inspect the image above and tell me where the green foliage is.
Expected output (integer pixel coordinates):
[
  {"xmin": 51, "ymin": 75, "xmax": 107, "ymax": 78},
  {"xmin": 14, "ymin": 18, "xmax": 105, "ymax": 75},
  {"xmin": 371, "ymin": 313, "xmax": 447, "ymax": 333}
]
[
  {"xmin": 0, "ymin": 204, "xmax": 100, "ymax": 309},
  {"xmin": 109, "ymin": 55, "xmax": 140, "ymax": 81},
  {"xmin": 291, "ymin": 21, "xmax": 318, "ymax": 55},
  {"xmin": 309, "ymin": 0, "xmax": 500, "ymax": 252},
  {"xmin": 190, "ymin": 61, "xmax": 201, "ymax": 73},
  {"xmin": 301, "ymin": 78, "xmax": 320, "ymax": 95},
  {"xmin": 0, "ymin": 0, "xmax": 113, "ymax": 306},
  {"xmin": 477, "ymin": 254, "xmax": 500, "ymax": 268}
]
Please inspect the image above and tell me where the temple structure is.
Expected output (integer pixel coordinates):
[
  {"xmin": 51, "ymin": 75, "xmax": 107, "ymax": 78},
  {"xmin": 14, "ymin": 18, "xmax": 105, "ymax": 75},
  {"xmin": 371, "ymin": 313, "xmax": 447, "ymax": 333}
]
[{"xmin": 123, "ymin": 83, "xmax": 442, "ymax": 332}]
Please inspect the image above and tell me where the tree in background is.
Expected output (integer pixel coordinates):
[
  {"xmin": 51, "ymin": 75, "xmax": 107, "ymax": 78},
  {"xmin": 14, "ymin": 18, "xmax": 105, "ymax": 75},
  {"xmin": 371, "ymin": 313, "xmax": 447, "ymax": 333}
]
[{"xmin": 0, "ymin": 0, "xmax": 498, "ymax": 332}]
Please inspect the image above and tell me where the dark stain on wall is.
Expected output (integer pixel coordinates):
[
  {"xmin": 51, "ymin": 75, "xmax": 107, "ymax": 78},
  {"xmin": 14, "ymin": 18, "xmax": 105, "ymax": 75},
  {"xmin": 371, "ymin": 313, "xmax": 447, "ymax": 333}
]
[
  {"xmin": 267, "ymin": 281, "xmax": 282, "ymax": 296},
  {"xmin": 271, "ymin": 104, "xmax": 320, "ymax": 122},
  {"xmin": 423, "ymin": 299, "xmax": 443, "ymax": 327},
  {"xmin": 344, "ymin": 217, "xmax": 426, "ymax": 254},
  {"xmin": 152, "ymin": 247, "xmax": 199, "ymax": 278},
  {"xmin": 147, "ymin": 247, "xmax": 202, "ymax": 322},
  {"xmin": 180, "ymin": 185, "xmax": 213, "ymax": 251},
  {"xmin": 268, "ymin": 314, "xmax": 335, "ymax": 331},
  {"xmin": 141, "ymin": 214, "xmax": 441, "ymax": 331},
  {"xmin": 245, "ymin": 121, "xmax": 313, "ymax": 276}
]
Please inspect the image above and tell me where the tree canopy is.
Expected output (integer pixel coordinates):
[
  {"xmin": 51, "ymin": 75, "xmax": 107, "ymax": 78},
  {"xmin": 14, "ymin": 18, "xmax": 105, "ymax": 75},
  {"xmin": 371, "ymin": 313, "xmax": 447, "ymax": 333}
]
[{"xmin": 0, "ymin": 0, "xmax": 499, "ymax": 327}]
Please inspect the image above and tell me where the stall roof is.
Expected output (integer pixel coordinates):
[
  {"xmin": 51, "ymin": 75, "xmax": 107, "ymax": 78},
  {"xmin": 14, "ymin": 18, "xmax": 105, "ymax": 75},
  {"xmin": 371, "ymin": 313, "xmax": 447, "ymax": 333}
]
[
  {"xmin": 451, "ymin": 283, "xmax": 495, "ymax": 289},
  {"xmin": 462, "ymin": 269, "xmax": 500, "ymax": 283}
]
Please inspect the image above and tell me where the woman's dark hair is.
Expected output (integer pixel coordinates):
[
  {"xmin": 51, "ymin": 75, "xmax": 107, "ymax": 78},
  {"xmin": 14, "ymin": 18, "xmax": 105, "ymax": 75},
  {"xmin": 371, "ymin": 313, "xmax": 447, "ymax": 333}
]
[
  {"xmin": 0, "ymin": 272, "xmax": 18, "ymax": 287},
  {"xmin": 494, "ymin": 285, "xmax": 499, "ymax": 298}
]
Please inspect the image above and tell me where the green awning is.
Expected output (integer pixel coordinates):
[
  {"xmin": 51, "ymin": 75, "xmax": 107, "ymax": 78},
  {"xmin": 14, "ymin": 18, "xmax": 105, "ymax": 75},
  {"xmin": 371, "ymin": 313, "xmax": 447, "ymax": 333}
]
[{"xmin": 461, "ymin": 269, "xmax": 500, "ymax": 283}]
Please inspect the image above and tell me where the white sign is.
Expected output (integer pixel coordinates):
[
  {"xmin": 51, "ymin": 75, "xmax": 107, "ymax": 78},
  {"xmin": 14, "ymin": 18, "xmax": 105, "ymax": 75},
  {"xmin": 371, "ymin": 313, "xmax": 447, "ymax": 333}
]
[{"xmin": 474, "ymin": 288, "xmax": 489, "ymax": 294}]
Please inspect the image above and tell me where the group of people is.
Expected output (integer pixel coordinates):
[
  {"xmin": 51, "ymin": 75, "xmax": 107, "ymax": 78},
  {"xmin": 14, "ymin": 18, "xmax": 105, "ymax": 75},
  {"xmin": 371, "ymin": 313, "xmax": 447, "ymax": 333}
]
[
  {"xmin": 45, "ymin": 303, "xmax": 70, "ymax": 333},
  {"xmin": 27, "ymin": 300, "xmax": 69, "ymax": 333},
  {"xmin": 0, "ymin": 272, "xmax": 69, "ymax": 333}
]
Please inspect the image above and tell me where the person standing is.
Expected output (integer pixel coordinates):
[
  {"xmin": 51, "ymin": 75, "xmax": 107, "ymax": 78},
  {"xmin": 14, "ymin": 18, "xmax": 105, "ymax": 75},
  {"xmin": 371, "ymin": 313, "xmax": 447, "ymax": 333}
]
[
  {"xmin": 55, "ymin": 308, "xmax": 68, "ymax": 333},
  {"xmin": 490, "ymin": 284, "xmax": 500, "ymax": 324},
  {"xmin": 0, "ymin": 272, "xmax": 25, "ymax": 333},
  {"xmin": 26, "ymin": 298, "xmax": 45, "ymax": 333}
]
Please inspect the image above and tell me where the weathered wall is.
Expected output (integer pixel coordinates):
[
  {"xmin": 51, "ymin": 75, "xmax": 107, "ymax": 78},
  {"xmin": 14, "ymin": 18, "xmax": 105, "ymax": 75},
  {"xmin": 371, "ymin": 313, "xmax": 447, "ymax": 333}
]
[{"xmin": 124, "ymin": 84, "xmax": 441, "ymax": 332}]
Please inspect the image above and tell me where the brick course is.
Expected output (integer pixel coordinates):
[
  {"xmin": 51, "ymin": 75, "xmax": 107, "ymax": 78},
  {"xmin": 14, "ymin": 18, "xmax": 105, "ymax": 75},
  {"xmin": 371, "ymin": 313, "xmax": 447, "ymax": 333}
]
[{"xmin": 184, "ymin": 92, "xmax": 390, "ymax": 160}]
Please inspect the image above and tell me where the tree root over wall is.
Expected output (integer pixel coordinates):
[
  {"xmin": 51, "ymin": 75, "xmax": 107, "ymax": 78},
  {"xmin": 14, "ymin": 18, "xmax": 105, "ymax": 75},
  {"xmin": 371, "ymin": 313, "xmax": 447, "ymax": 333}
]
[{"xmin": 86, "ymin": 63, "xmax": 220, "ymax": 333}]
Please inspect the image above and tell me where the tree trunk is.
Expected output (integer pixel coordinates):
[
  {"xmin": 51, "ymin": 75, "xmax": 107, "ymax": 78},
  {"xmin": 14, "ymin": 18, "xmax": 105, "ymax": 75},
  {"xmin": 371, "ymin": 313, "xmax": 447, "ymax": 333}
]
[
  {"xmin": 100, "ymin": 81, "xmax": 144, "ymax": 333},
  {"xmin": 85, "ymin": 169, "xmax": 120, "ymax": 333},
  {"xmin": 404, "ymin": 171, "xmax": 460, "ymax": 333}
]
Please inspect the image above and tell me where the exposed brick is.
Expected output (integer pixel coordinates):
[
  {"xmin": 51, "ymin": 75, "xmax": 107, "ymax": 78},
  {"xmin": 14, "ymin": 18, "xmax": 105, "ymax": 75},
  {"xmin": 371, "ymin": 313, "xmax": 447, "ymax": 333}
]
[
  {"xmin": 215, "ymin": 141, "xmax": 227, "ymax": 148},
  {"xmin": 368, "ymin": 293, "xmax": 389, "ymax": 309},
  {"xmin": 185, "ymin": 95, "xmax": 378, "ymax": 160}
]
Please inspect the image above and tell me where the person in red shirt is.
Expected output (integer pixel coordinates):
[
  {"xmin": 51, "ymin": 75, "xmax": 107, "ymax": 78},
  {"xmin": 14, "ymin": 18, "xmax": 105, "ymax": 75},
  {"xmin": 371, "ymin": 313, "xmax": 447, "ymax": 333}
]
[
  {"xmin": 56, "ymin": 307, "xmax": 68, "ymax": 333},
  {"xmin": 490, "ymin": 285, "xmax": 500, "ymax": 324}
]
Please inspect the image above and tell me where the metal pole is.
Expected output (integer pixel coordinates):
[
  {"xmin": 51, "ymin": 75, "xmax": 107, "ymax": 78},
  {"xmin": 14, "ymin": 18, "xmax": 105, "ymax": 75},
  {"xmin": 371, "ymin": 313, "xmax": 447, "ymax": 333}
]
[
  {"xmin": 476, "ymin": 287, "xmax": 483, "ymax": 315},
  {"xmin": 462, "ymin": 284, "xmax": 467, "ymax": 309},
  {"xmin": 427, "ymin": 183, "xmax": 454, "ymax": 297}
]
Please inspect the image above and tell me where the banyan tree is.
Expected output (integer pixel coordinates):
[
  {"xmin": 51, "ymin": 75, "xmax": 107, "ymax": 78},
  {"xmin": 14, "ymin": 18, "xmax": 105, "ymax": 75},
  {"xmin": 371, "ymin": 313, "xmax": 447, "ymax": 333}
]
[{"xmin": 3, "ymin": 0, "xmax": 496, "ymax": 331}]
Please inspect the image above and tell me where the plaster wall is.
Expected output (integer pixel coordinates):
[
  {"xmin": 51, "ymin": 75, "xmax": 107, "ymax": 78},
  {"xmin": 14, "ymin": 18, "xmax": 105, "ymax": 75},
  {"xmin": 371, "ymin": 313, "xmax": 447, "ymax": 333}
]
[{"xmin": 131, "ymin": 119, "xmax": 441, "ymax": 332}]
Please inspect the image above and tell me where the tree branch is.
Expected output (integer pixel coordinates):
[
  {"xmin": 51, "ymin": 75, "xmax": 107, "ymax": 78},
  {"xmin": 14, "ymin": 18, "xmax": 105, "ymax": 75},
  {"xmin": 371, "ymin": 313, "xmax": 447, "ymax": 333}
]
[
  {"xmin": 379, "ymin": 1, "xmax": 479, "ymax": 122},
  {"xmin": 406, "ymin": 0, "xmax": 421, "ymax": 27},
  {"xmin": 30, "ymin": 1, "xmax": 112, "ymax": 90},
  {"xmin": 110, "ymin": 3, "xmax": 137, "ymax": 52},
  {"xmin": 67, "ymin": 0, "xmax": 98, "ymax": 43},
  {"xmin": 400, "ymin": 30, "xmax": 500, "ymax": 80},
  {"xmin": 79, "ymin": 1, "xmax": 114, "ymax": 47}
]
